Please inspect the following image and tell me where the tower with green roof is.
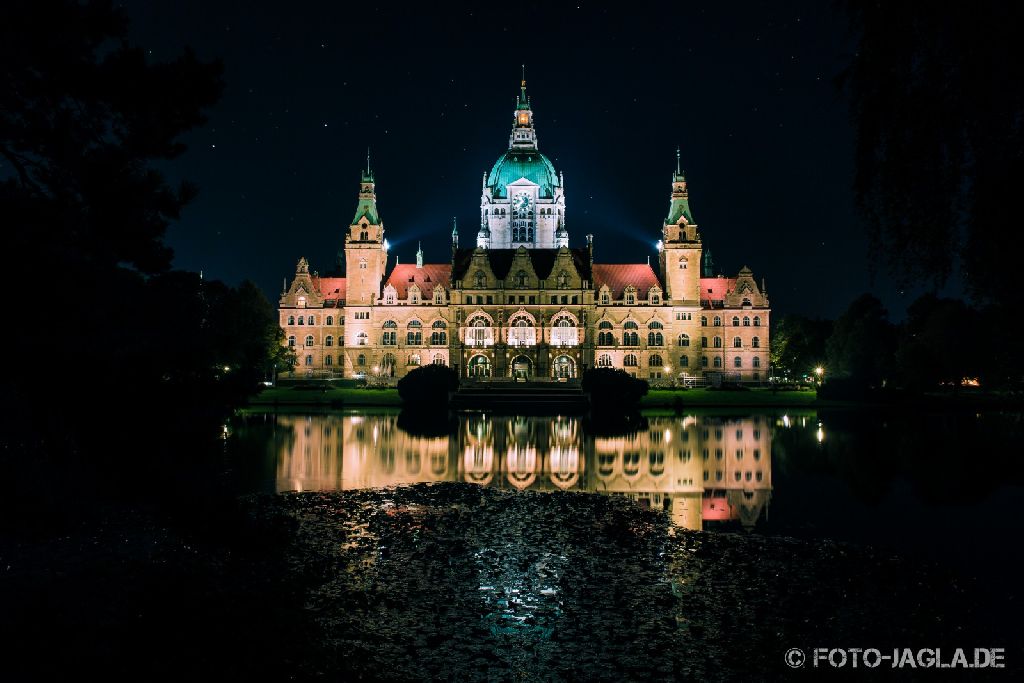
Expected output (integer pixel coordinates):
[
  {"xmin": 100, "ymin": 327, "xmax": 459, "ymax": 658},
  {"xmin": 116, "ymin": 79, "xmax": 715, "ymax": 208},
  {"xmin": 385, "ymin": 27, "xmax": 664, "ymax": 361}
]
[
  {"xmin": 658, "ymin": 148, "xmax": 703, "ymax": 306},
  {"xmin": 344, "ymin": 160, "xmax": 387, "ymax": 306},
  {"xmin": 478, "ymin": 76, "xmax": 567, "ymax": 249}
]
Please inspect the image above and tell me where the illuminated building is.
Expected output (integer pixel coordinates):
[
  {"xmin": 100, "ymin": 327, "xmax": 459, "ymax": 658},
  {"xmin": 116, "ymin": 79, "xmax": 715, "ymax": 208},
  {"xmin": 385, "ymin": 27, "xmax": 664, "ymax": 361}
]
[{"xmin": 279, "ymin": 79, "xmax": 770, "ymax": 382}]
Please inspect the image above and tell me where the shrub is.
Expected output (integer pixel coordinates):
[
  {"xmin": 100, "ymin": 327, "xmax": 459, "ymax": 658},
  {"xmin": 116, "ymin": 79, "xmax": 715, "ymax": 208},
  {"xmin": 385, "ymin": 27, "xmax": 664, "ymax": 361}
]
[
  {"xmin": 396, "ymin": 364, "xmax": 459, "ymax": 407},
  {"xmin": 582, "ymin": 368, "xmax": 649, "ymax": 414}
]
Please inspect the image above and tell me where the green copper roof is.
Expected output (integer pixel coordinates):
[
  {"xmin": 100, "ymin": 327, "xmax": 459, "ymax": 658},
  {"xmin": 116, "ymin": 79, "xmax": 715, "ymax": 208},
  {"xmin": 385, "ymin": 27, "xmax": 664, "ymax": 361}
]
[
  {"xmin": 352, "ymin": 200, "xmax": 380, "ymax": 225},
  {"xmin": 487, "ymin": 150, "xmax": 559, "ymax": 198},
  {"xmin": 352, "ymin": 169, "xmax": 380, "ymax": 225},
  {"xmin": 517, "ymin": 84, "xmax": 530, "ymax": 110},
  {"xmin": 667, "ymin": 196, "xmax": 694, "ymax": 224},
  {"xmin": 666, "ymin": 172, "xmax": 694, "ymax": 224}
]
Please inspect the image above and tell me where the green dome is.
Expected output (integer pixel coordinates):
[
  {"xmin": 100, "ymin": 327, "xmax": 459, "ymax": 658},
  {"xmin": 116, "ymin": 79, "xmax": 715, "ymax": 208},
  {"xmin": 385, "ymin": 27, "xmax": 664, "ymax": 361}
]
[{"xmin": 487, "ymin": 150, "xmax": 560, "ymax": 199}]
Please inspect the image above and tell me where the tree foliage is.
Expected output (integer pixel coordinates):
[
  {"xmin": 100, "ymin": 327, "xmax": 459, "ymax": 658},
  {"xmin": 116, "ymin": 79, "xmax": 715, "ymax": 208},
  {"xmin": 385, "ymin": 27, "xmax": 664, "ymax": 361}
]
[
  {"xmin": 0, "ymin": 1, "xmax": 286, "ymax": 496},
  {"xmin": 770, "ymin": 315, "xmax": 833, "ymax": 379},
  {"xmin": 825, "ymin": 294, "xmax": 895, "ymax": 389},
  {"xmin": 842, "ymin": 1, "xmax": 1024, "ymax": 306}
]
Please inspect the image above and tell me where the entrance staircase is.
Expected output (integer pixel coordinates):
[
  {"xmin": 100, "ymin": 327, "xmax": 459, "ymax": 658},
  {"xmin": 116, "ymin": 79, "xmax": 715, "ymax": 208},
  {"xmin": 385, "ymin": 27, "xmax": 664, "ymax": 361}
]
[{"xmin": 450, "ymin": 379, "xmax": 588, "ymax": 413}]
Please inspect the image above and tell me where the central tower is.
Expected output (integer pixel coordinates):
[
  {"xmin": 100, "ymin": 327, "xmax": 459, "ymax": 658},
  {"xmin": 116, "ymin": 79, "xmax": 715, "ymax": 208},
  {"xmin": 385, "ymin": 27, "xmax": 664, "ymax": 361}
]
[{"xmin": 478, "ymin": 78, "xmax": 567, "ymax": 249}]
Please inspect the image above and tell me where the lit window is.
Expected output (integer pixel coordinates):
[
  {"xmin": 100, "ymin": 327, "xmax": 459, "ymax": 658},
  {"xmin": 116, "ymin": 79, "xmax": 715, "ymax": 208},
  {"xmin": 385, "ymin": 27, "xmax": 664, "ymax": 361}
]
[{"xmin": 305, "ymin": 335, "xmax": 314, "ymax": 347}]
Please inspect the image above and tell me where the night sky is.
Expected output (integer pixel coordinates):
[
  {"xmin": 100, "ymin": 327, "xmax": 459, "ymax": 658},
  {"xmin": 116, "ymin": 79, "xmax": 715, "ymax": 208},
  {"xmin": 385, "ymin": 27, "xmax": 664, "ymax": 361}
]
[{"xmin": 121, "ymin": 0, "xmax": 931, "ymax": 319}]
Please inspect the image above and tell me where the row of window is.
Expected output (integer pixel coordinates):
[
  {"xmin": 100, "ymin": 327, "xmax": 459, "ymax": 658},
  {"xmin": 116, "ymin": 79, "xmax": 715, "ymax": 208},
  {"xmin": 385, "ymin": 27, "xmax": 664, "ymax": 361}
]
[
  {"xmin": 382, "ymin": 290, "xmax": 446, "ymax": 305},
  {"xmin": 286, "ymin": 314, "xmax": 339, "ymax": 326},
  {"xmin": 702, "ymin": 315, "xmax": 762, "ymax": 327},
  {"xmin": 299, "ymin": 353, "xmax": 447, "ymax": 367},
  {"xmin": 598, "ymin": 290, "xmax": 660, "ymax": 306},
  {"xmin": 596, "ymin": 354, "xmax": 763, "ymax": 369}
]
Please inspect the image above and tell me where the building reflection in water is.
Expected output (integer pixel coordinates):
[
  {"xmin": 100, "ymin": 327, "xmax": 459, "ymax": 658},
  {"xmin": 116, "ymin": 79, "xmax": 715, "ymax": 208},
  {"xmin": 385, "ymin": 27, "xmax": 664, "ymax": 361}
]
[{"xmin": 273, "ymin": 413, "xmax": 773, "ymax": 531}]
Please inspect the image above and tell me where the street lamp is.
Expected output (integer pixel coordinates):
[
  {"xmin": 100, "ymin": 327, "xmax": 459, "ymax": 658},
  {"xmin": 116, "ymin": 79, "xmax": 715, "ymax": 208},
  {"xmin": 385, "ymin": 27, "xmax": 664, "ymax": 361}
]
[{"xmin": 814, "ymin": 366, "xmax": 824, "ymax": 385}]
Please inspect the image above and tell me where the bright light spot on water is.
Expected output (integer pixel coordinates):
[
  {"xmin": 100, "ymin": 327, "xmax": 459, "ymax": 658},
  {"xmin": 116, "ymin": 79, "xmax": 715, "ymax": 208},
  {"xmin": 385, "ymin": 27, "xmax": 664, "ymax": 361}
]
[
  {"xmin": 816, "ymin": 423, "xmax": 825, "ymax": 443},
  {"xmin": 782, "ymin": 415, "xmax": 791, "ymax": 428}
]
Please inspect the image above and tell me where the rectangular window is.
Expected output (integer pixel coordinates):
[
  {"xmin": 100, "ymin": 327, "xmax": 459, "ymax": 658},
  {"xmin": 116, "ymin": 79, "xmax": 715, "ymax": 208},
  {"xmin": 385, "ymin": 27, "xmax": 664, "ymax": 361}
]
[
  {"xmin": 487, "ymin": 295, "xmax": 493, "ymax": 304},
  {"xmin": 561, "ymin": 296, "xmax": 568, "ymax": 305},
  {"xmin": 529, "ymin": 296, "xmax": 536, "ymax": 304},
  {"xmin": 519, "ymin": 296, "xmax": 526, "ymax": 304},
  {"xmin": 551, "ymin": 296, "xmax": 558, "ymax": 304}
]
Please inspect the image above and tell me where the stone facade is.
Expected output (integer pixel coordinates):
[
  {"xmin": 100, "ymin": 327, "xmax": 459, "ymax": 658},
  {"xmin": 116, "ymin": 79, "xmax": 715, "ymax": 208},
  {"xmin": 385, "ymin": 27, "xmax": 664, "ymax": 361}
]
[{"xmin": 279, "ymin": 82, "xmax": 770, "ymax": 383}]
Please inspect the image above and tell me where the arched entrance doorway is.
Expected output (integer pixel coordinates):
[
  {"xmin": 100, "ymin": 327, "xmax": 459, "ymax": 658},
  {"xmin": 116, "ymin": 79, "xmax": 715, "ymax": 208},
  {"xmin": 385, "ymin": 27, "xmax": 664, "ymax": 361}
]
[
  {"xmin": 552, "ymin": 355, "xmax": 575, "ymax": 379},
  {"xmin": 510, "ymin": 355, "xmax": 532, "ymax": 381},
  {"xmin": 468, "ymin": 354, "xmax": 491, "ymax": 378}
]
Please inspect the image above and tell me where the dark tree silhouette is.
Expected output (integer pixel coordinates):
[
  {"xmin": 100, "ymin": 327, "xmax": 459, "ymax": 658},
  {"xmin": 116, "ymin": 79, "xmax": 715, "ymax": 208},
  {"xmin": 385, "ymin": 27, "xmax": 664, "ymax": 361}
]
[
  {"xmin": 770, "ymin": 315, "xmax": 833, "ymax": 380},
  {"xmin": 825, "ymin": 294, "xmax": 895, "ymax": 389},
  {"xmin": 0, "ymin": 2, "xmax": 288, "ymax": 508},
  {"xmin": 842, "ymin": 1, "xmax": 1024, "ymax": 306}
]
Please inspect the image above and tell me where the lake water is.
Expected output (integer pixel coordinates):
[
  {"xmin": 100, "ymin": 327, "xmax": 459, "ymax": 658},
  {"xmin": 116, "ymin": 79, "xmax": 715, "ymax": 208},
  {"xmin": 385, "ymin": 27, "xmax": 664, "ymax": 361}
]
[
  {"xmin": 219, "ymin": 408, "xmax": 1024, "ymax": 676},
  {"xmin": 229, "ymin": 408, "xmax": 1024, "ymax": 584}
]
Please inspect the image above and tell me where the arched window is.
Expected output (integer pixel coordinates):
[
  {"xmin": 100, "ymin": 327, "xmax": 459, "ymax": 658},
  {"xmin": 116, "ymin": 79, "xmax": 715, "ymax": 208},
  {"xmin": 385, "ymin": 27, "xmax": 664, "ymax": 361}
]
[
  {"xmin": 287, "ymin": 315, "xmax": 295, "ymax": 325},
  {"xmin": 357, "ymin": 353, "xmax": 366, "ymax": 366},
  {"xmin": 408, "ymin": 354, "xmax": 421, "ymax": 366},
  {"xmin": 430, "ymin": 320, "xmax": 447, "ymax": 346},
  {"xmin": 468, "ymin": 315, "xmax": 492, "ymax": 347},
  {"xmin": 326, "ymin": 315, "xmax": 334, "ymax": 326},
  {"xmin": 753, "ymin": 316, "xmax": 761, "ymax": 327},
  {"xmin": 599, "ymin": 321, "xmax": 613, "ymax": 330},
  {"xmin": 598, "ymin": 331, "xmax": 615, "ymax": 346},
  {"xmin": 359, "ymin": 230, "xmax": 368, "ymax": 241},
  {"xmin": 624, "ymin": 354, "xmax": 639, "ymax": 367},
  {"xmin": 357, "ymin": 332, "xmax": 368, "ymax": 346},
  {"xmin": 701, "ymin": 336, "xmax": 708, "ymax": 348},
  {"xmin": 713, "ymin": 356, "xmax": 722, "ymax": 368},
  {"xmin": 713, "ymin": 336, "xmax": 722, "ymax": 348},
  {"xmin": 732, "ymin": 316, "xmax": 740, "ymax": 326},
  {"xmin": 474, "ymin": 271, "xmax": 486, "ymax": 288},
  {"xmin": 307, "ymin": 316, "xmax": 315, "ymax": 325},
  {"xmin": 550, "ymin": 316, "xmax": 577, "ymax": 347},
  {"xmin": 647, "ymin": 331, "xmax": 664, "ymax": 346},
  {"xmin": 734, "ymin": 356, "xmax": 742, "ymax": 368},
  {"xmin": 624, "ymin": 288, "xmax": 636, "ymax": 305},
  {"xmin": 597, "ymin": 354, "xmax": 613, "ymax": 367},
  {"xmin": 305, "ymin": 335, "xmax": 314, "ymax": 347},
  {"xmin": 516, "ymin": 270, "xmax": 527, "ymax": 287},
  {"xmin": 600, "ymin": 290, "xmax": 610, "ymax": 305},
  {"xmin": 678, "ymin": 256, "xmax": 687, "ymax": 269},
  {"xmin": 297, "ymin": 316, "xmax": 304, "ymax": 326},
  {"xmin": 733, "ymin": 336, "xmax": 742, "ymax": 348},
  {"xmin": 649, "ymin": 354, "xmax": 664, "ymax": 367},
  {"xmin": 382, "ymin": 320, "xmax": 397, "ymax": 346},
  {"xmin": 742, "ymin": 316, "xmax": 750, "ymax": 327},
  {"xmin": 701, "ymin": 356, "xmax": 708, "ymax": 367},
  {"xmin": 713, "ymin": 316, "xmax": 721, "ymax": 326},
  {"xmin": 648, "ymin": 320, "xmax": 664, "ymax": 329},
  {"xmin": 325, "ymin": 335, "xmax": 334, "ymax": 347},
  {"xmin": 700, "ymin": 316, "xmax": 708, "ymax": 326},
  {"xmin": 287, "ymin": 335, "xmax": 295, "ymax": 347},
  {"xmin": 432, "ymin": 353, "xmax": 445, "ymax": 365},
  {"xmin": 753, "ymin": 356, "xmax": 761, "ymax": 368},
  {"xmin": 679, "ymin": 355, "xmax": 689, "ymax": 367},
  {"xmin": 325, "ymin": 355, "xmax": 333, "ymax": 366},
  {"xmin": 508, "ymin": 315, "xmax": 536, "ymax": 347},
  {"xmin": 406, "ymin": 320, "xmax": 422, "ymax": 345},
  {"xmin": 678, "ymin": 333, "xmax": 690, "ymax": 347},
  {"xmin": 384, "ymin": 289, "xmax": 396, "ymax": 305},
  {"xmin": 752, "ymin": 336, "xmax": 760, "ymax": 348},
  {"xmin": 623, "ymin": 321, "xmax": 639, "ymax": 329},
  {"xmin": 305, "ymin": 355, "xmax": 313, "ymax": 366},
  {"xmin": 742, "ymin": 298, "xmax": 752, "ymax": 307},
  {"xmin": 623, "ymin": 331, "xmax": 639, "ymax": 346}
]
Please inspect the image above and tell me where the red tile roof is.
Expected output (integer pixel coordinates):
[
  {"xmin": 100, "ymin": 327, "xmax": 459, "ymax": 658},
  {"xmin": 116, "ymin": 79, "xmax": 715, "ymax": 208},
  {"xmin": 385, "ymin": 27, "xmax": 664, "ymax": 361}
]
[
  {"xmin": 313, "ymin": 276, "xmax": 346, "ymax": 304},
  {"xmin": 384, "ymin": 263, "xmax": 451, "ymax": 299},
  {"xmin": 700, "ymin": 277, "xmax": 736, "ymax": 302},
  {"xmin": 592, "ymin": 264, "xmax": 662, "ymax": 300}
]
